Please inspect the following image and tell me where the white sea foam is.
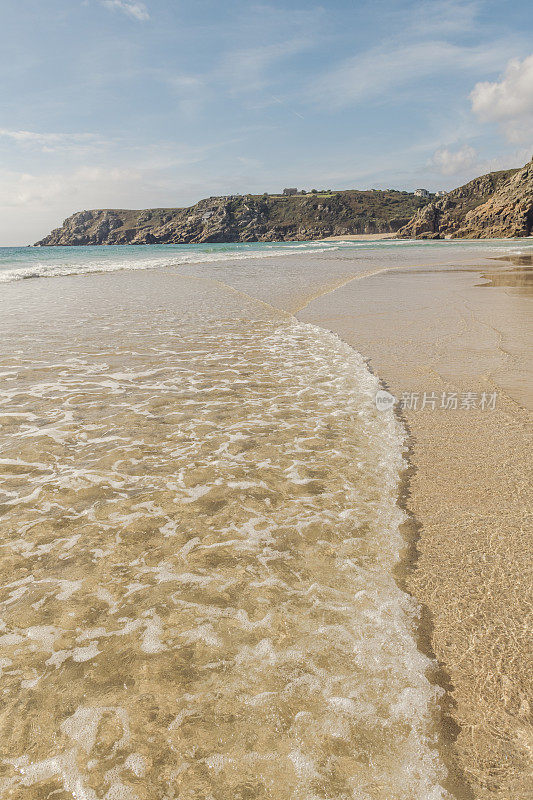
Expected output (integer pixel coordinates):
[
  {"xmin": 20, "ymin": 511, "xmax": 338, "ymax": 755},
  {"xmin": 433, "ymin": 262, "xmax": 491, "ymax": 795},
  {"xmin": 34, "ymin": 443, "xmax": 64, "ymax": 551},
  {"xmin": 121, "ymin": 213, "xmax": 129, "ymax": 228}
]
[
  {"xmin": 0, "ymin": 242, "xmax": 340, "ymax": 283},
  {"xmin": 1, "ymin": 237, "xmax": 530, "ymax": 285},
  {"xmin": 0, "ymin": 271, "xmax": 457, "ymax": 798}
]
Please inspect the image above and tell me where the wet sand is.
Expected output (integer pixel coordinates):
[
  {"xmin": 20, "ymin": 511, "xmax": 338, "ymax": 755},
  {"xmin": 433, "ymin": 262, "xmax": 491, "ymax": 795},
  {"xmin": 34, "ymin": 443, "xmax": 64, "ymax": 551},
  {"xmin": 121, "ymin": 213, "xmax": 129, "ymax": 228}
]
[
  {"xmin": 0, "ymin": 264, "xmax": 453, "ymax": 799},
  {"xmin": 299, "ymin": 254, "xmax": 533, "ymax": 799},
  {"xmin": 0, "ymin": 242, "xmax": 530, "ymax": 798}
]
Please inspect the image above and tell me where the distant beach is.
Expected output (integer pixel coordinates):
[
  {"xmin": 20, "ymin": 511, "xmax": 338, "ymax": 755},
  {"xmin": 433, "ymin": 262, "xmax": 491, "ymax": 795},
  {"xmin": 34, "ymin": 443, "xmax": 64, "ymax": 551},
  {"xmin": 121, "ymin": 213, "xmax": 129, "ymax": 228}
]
[{"xmin": 323, "ymin": 232, "xmax": 397, "ymax": 241}]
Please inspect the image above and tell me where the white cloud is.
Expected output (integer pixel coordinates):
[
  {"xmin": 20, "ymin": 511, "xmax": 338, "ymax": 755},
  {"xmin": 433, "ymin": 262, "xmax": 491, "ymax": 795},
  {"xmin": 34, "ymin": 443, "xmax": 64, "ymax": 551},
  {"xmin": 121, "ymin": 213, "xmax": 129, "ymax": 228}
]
[
  {"xmin": 0, "ymin": 163, "xmax": 166, "ymax": 244},
  {"xmin": 0, "ymin": 138, "xmax": 244, "ymax": 243},
  {"xmin": 0, "ymin": 129, "xmax": 107, "ymax": 153},
  {"xmin": 0, "ymin": 165, "xmax": 152, "ymax": 245},
  {"xmin": 310, "ymin": 41, "xmax": 513, "ymax": 108},
  {"xmin": 0, "ymin": 166, "xmax": 142, "ymax": 208},
  {"xmin": 431, "ymin": 144, "xmax": 478, "ymax": 175},
  {"xmin": 100, "ymin": 0, "xmax": 149, "ymax": 21},
  {"xmin": 428, "ymin": 144, "xmax": 530, "ymax": 186},
  {"xmin": 471, "ymin": 54, "xmax": 533, "ymax": 142}
]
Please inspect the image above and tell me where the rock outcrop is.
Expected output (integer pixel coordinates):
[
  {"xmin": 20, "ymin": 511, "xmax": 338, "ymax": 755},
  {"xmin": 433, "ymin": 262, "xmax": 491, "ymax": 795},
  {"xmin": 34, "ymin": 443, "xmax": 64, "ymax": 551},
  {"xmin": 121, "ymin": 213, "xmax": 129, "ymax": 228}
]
[
  {"xmin": 454, "ymin": 159, "xmax": 533, "ymax": 238},
  {"xmin": 35, "ymin": 190, "xmax": 429, "ymax": 246},
  {"xmin": 397, "ymin": 160, "xmax": 532, "ymax": 239}
]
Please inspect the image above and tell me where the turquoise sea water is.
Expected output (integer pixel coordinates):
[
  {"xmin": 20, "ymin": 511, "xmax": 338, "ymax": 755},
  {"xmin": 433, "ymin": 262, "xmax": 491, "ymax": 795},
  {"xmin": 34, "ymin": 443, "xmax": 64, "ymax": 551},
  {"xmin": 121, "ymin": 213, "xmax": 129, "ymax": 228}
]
[{"xmin": 1, "ymin": 237, "xmax": 532, "ymax": 283}]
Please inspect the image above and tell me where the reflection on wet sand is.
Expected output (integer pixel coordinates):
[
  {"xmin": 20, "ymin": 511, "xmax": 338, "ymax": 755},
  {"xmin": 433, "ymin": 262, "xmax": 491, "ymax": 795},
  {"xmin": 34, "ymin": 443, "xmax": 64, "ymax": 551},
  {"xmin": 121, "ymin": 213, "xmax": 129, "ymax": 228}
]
[
  {"xmin": 298, "ymin": 247, "xmax": 532, "ymax": 800},
  {"xmin": 479, "ymin": 255, "xmax": 533, "ymax": 295}
]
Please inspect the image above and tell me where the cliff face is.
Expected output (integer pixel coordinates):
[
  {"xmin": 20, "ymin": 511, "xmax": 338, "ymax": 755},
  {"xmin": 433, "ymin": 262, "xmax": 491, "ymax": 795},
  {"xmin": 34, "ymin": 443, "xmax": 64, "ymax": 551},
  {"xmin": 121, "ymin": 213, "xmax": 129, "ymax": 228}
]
[
  {"xmin": 35, "ymin": 190, "xmax": 429, "ymax": 246},
  {"xmin": 397, "ymin": 161, "xmax": 532, "ymax": 239},
  {"xmin": 454, "ymin": 159, "xmax": 533, "ymax": 238}
]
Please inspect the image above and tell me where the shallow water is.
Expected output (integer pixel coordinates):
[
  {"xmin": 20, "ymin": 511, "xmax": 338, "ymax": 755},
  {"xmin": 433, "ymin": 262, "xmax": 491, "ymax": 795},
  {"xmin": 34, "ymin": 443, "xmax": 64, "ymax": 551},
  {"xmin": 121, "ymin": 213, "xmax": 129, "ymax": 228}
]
[{"xmin": 0, "ymin": 240, "xmax": 531, "ymax": 799}]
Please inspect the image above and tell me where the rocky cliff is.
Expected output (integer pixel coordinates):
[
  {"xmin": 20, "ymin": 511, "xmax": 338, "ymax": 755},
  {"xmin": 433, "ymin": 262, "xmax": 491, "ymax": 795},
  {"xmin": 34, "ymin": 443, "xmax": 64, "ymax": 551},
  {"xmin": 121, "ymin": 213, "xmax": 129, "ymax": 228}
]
[
  {"xmin": 397, "ymin": 160, "xmax": 532, "ymax": 239},
  {"xmin": 35, "ymin": 190, "xmax": 429, "ymax": 246},
  {"xmin": 453, "ymin": 158, "xmax": 533, "ymax": 238}
]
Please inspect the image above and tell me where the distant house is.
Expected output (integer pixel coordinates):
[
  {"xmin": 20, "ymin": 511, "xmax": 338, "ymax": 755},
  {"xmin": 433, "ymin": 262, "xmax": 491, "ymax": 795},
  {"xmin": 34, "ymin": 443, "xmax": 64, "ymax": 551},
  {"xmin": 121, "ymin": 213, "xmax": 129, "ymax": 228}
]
[
  {"xmin": 435, "ymin": 190, "xmax": 447, "ymax": 197},
  {"xmin": 414, "ymin": 188, "xmax": 430, "ymax": 198},
  {"xmin": 283, "ymin": 188, "xmax": 298, "ymax": 196}
]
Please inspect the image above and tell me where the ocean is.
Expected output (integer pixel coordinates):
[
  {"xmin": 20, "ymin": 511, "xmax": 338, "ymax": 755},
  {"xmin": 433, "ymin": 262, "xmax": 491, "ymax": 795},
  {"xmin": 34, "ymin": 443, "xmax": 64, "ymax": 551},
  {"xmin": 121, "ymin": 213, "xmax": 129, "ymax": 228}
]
[
  {"xmin": 0, "ymin": 238, "xmax": 531, "ymax": 799},
  {"xmin": 1, "ymin": 237, "xmax": 531, "ymax": 284}
]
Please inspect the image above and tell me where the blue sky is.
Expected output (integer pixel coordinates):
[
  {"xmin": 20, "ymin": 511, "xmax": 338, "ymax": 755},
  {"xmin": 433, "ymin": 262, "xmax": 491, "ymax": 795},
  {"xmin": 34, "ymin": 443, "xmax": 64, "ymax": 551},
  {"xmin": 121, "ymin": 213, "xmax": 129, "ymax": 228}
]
[{"xmin": 1, "ymin": 0, "xmax": 532, "ymax": 244}]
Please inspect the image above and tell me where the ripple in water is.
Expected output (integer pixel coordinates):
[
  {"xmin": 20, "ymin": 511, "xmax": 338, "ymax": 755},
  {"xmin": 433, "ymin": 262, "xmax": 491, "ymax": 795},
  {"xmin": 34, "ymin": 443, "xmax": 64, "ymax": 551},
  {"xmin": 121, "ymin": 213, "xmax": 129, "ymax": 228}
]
[{"xmin": 0, "ymin": 274, "xmax": 450, "ymax": 799}]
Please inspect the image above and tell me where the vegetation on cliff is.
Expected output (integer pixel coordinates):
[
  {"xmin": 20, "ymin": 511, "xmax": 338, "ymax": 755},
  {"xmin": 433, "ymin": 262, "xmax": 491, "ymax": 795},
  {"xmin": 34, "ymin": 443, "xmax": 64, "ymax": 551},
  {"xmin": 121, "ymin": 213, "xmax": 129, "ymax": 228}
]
[
  {"xmin": 397, "ymin": 159, "xmax": 532, "ymax": 239},
  {"xmin": 35, "ymin": 190, "xmax": 429, "ymax": 246},
  {"xmin": 35, "ymin": 158, "xmax": 533, "ymax": 246}
]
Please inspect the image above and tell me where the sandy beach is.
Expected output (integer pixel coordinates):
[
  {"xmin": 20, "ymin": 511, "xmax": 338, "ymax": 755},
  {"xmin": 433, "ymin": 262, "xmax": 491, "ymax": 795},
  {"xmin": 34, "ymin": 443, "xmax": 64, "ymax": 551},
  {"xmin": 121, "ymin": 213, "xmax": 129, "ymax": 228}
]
[
  {"xmin": 0, "ymin": 240, "xmax": 530, "ymax": 799},
  {"xmin": 299, "ymin": 251, "xmax": 532, "ymax": 800},
  {"xmin": 168, "ymin": 240, "xmax": 533, "ymax": 797},
  {"xmin": 322, "ymin": 233, "xmax": 397, "ymax": 241},
  {"xmin": 3, "ymin": 1, "xmax": 532, "ymax": 796}
]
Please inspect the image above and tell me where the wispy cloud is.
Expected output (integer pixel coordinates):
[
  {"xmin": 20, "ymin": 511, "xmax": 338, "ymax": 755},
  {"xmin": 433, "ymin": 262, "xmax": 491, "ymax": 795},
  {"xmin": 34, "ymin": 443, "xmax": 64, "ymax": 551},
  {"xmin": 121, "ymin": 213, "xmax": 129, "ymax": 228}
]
[
  {"xmin": 471, "ymin": 53, "xmax": 533, "ymax": 143},
  {"xmin": 163, "ymin": 74, "xmax": 208, "ymax": 119},
  {"xmin": 0, "ymin": 129, "xmax": 108, "ymax": 153},
  {"xmin": 309, "ymin": 40, "xmax": 516, "ymax": 108},
  {"xmin": 219, "ymin": 37, "xmax": 314, "ymax": 95},
  {"xmin": 407, "ymin": 0, "xmax": 481, "ymax": 36},
  {"xmin": 100, "ymin": 0, "xmax": 149, "ymax": 21},
  {"xmin": 212, "ymin": 3, "xmax": 324, "ymax": 96}
]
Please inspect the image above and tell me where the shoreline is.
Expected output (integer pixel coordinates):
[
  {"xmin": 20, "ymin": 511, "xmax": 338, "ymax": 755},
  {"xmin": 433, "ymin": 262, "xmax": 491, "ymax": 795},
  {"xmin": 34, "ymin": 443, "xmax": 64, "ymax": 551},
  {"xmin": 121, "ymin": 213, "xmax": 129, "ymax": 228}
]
[
  {"xmin": 298, "ymin": 253, "xmax": 532, "ymax": 799},
  {"xmin": 321, "ymin": 232, "xmax": 397, "ymax": 241},
  {"xmin": 28, "ymin": 233, "xmax": 533, "ymax": 248},
  {"xmin": 0, "ymin": 259, "xmax": 467, "ymax": 799},
  {"xmin": 0, "ymin": 243, "xmax": 530, "ymax": 797}
]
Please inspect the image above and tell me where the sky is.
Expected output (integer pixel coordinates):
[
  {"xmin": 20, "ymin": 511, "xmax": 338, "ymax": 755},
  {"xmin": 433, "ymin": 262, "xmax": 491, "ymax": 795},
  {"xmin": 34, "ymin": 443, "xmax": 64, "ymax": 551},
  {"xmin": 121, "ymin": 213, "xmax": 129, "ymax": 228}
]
[{"xmin": 1, "ymin": 0, "xmax": 532, "ymax": 245}]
